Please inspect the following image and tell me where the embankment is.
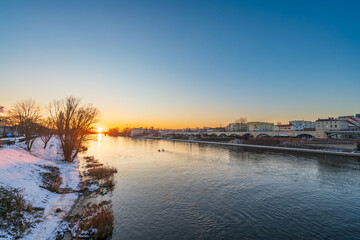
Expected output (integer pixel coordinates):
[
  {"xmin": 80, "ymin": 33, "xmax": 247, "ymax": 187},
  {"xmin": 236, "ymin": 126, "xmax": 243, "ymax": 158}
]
[{"xmin": 147, "ymin": 137, "xmax": 360, "ymax": 157}]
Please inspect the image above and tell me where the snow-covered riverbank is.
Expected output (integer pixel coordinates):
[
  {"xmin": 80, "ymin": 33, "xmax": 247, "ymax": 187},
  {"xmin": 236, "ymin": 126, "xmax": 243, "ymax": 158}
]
[{"xmin": 0, "ymin": 138, "xmax": 80, "ymax": 239}]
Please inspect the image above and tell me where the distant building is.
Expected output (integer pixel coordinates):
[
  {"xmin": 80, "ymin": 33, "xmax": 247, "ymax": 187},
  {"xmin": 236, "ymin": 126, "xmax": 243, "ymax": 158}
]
[
  {"xmin": 227, "ymin": 123, "xmax": 249, "ymax": 132},
  {"xmin": 315, "ymin": 118, "xmax": 348, "ymax": 131},
  {"xmin": 207, "ymin": 127, "xmax": 225, "ymax": 132},
  {"xmin": 289, "ymin": 120, "xmax": 315, "ymax": 131},
  {"xmin": 0, "ymin": 116, "xmax": 17, "ymax": 138},
  {"xmin": 0, "ymin": 126, "xmax": 18, "ymax": 138},
  {"xmin": 274, "ymin": 124, "xmax": 296, "ymax": 131},
  {"xmin": 248, "ymin": 122, "xmax": 274, "ymax": 132},
  {"xmin": 108, "ymin": 128, "xmax": 120, "ymax": 136},
  {"xmin": 130, "ymin": 127, "xmax": 145, "ymax": 137},
  {"xmin": 338, "ymin": 115, "xmax": 360, "ymax": 129}
]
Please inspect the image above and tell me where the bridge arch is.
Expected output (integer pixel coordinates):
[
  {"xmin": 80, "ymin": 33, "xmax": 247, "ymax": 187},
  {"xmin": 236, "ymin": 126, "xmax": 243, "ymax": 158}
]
[
  {"xmin": 295, "ymin": 133, "xmax": 316, "ymax": 139},
  {"xmin": 256, "ymin": 133, "xmax": 271, "ymax": 138},
  {"xmin": 273, "ymin": 134, "xmax": 291, "ymax": 138},
  {"xmin": 229, "ymin": 133, "xmax": 241, "ymax": 138},
  {"xmin": 243, "ymin": 133, "xmax": 254, "ymax": 139}
]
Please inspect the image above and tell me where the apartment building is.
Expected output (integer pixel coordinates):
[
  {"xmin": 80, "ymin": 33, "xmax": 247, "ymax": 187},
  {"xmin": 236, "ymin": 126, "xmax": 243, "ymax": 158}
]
[
  {"xmin": 315, "ymin": 118, "xmax": 348, "ymax": 131},
  {"xmin": 248, "ymin": 122, "xmax": 274, "ymax": 132}
]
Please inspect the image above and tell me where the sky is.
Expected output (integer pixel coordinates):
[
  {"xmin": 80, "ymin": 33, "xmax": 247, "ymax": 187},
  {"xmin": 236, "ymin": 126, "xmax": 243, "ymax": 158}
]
[{"xmin": 0, "ymin": 0, "xmax": 359, "ymax": 129}]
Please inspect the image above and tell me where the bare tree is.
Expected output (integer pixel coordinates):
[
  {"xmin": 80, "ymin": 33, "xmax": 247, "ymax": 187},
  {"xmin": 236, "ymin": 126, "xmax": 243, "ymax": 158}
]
[
  {"xmin": 48, "ymin": 97, "xmax": 99, "ymax": 162},
  {"xmin": 39, "ymin": 117, "xmax": 54, "ymax": 149},
  {"xmin": 235, "ymin": 117, "xmax": 247, "ymax": 124},
  {"xmin": 235, "ymin": 117, "xmax": 248, "ymax": 132},
  {"xmin": 9, "ymin": 99, "xmax": 41, "ymax": 151},
  {"xmin": 120, "ymin": 127, "xmax": 131, "ymax": 137}
]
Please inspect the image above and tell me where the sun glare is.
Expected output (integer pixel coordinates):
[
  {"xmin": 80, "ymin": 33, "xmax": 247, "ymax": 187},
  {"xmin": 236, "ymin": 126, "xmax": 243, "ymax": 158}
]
[{"xmin": 97, "ymin": 127, "xmax": 103, "ymax": 133}]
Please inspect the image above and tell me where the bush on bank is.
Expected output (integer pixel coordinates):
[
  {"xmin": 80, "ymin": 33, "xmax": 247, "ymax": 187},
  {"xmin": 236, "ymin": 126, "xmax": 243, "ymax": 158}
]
[{"xmin": 0, "ymin": 186, "xmax": 44, "ymax": 238}]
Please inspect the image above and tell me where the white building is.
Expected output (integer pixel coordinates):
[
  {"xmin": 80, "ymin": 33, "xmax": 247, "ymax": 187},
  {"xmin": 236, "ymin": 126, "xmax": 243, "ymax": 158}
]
[
  {"xmin": 274, "ymin": 124, "xmax": 296, "ymax": 131},
  {"xmin": 289, "ymin": 120, "xmax": 316, "ymax": 131},
  {"xmin": 315, "ymin": 118, "xmax": 348, "ymax": 131},
  {"xmin": 227, "ymin": 123, "xmax": 249, "ymax": 132},
  {"xmin": 338, "ymin": 115, "xmax": 360, "ymax": 129},
  {"xmin": 130, "ymin": 127, "xmax": 145, "ymax": 137},
  {"xmin": 248, "ymin": 122, "xmax": 274, "ymax": 132}
]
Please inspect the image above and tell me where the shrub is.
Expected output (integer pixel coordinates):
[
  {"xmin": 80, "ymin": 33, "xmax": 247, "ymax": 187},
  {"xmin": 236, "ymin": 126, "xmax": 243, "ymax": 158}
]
[
  {"xmin": 0, "ymin": 186, "xmax": 43, "ymax": 238},
  {"xmin": 72, "ymin": 202, "xmax": 114, "ymax": 240}
]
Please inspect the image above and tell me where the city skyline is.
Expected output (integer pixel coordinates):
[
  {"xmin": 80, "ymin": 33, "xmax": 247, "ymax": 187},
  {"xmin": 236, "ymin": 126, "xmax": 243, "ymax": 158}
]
[{"xmin": 1, "ymin": 0, "xmax": 360, "ymax": 129}]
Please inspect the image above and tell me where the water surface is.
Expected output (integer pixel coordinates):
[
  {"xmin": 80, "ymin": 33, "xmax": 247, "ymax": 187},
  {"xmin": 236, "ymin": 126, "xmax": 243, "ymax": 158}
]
[{"xmin": 83, "ymin": 136, "xmax": 360, "ymax": 240}]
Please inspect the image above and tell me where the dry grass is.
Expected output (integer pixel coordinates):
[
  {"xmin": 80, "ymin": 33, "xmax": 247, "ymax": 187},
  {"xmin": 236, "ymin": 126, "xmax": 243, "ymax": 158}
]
[
  {"xmin": 87, "ymin": 166, "xmax": 118, "ymax": 180},
  {"xmin": 72, "ymin": 202, "xmax": 114, "ymax": 239},
  {"xmin": 84, "ymin": 156, "xmax": 96, "ymax": 163},
  {"xmin": 79, "ymin": 145, "xmax": 88, "ymax": 153},
  {"xmin": 69, "ymin": 156, "xmax": 117, "ymax": 238},
  {"xmin": 100, "ymin": 176, "xmax": 115, "ymax": 189},
  {"xmin": 0, "ymin": 186, "xmax": 44, "ymax": 238},
  {"xmin": 86, "ymin": 162, "xmax": 104, "ymax": 168},
  {"xmin": 83, "ymin": 156, "xmax": 104, "ymax": 168},
  {"xmin": 39, "ymin": 165, "xmax": 62, "ymax": 193},
  {"xmin": 80, "ymin": 156, "xmax": 118, "ymax": 191}
]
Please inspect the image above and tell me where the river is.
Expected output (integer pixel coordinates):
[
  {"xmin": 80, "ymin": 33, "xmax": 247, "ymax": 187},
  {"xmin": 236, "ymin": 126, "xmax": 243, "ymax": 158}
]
[{"xmin": 82, "ymin": 135, "xmax": 360, "ymax": 239}]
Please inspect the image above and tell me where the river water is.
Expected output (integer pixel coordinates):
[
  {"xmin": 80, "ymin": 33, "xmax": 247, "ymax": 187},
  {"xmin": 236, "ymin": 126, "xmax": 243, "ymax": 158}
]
[{"xmin": 83, "ymin": 135, "xmax": 360, "ymax": 239}]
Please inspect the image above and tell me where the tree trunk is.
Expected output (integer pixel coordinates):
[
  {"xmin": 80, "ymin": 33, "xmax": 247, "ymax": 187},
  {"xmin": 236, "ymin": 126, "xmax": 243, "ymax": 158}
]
[{"xmin": 43, "ymin": 141, "xmax": 48, "ymax": 149}]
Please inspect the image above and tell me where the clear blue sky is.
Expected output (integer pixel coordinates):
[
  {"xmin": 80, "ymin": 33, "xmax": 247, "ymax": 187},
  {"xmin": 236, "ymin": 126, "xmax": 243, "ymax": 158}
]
[{"xmin": 0, "ymin": 0, "xmax": 359, "ymax": 128}]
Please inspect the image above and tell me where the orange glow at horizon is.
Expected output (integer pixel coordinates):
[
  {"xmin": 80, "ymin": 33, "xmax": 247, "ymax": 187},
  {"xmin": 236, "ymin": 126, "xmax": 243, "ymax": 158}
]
[{"xmin": 98, "ymin": 115, "xmax": 323, "ymax": 130}]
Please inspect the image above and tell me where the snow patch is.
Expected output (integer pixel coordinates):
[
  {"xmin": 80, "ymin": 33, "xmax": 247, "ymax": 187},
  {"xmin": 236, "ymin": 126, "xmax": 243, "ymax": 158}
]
[{"xmin": 0, "ymin": 137, "xmax": 81, "ymax": 239}]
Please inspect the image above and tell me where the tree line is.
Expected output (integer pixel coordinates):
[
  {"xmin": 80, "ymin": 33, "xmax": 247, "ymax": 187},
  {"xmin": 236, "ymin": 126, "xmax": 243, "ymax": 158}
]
[{"xmin": 3, "ymin": 96, "xmax": 99, "ymax": 162}]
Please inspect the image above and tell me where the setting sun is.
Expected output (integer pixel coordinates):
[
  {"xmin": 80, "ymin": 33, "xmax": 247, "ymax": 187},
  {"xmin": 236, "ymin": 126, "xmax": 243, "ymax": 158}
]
[{"xmin": 97, "ymin": 127, "xmax": 103, "ymax": 133}]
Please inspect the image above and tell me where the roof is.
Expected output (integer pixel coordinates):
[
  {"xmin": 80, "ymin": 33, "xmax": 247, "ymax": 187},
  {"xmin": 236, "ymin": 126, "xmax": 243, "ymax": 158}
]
[
  {"xmin": 276, "ymin": 124, "xmax": 293, "ymax": 127},
  {"xmin": 316, "ymin": 118, "xmax": 346, "ymax": 122}
]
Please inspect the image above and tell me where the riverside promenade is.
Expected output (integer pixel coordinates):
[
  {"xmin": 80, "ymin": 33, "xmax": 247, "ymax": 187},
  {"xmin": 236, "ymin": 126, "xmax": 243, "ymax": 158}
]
[{"xmin": 147, "ymin": 137, "xmax": 360, "ymax": 158}]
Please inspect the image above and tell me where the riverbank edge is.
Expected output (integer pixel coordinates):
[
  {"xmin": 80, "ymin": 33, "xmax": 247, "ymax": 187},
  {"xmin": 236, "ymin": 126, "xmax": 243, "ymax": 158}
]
[
  {"xmin": 57, "ymin": 155, "xmax": 117, "ymax": 239},
  {"xmin": 146, "ymin": 137, "xmax": 360, "ymax": 157}
]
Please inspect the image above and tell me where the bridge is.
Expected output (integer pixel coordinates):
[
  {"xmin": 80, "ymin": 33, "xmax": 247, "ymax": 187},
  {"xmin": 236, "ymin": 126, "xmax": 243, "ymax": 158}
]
[
  {"xmin": 325, "ymin": 130, "xmax": 360, "ymax": 139},
  {"xmin": 172, "ymin": 130, "xmax": 327, "ymax": 139}
]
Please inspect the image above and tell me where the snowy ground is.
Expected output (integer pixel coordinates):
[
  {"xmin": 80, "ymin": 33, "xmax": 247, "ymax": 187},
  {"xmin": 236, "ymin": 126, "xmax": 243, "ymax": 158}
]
[{"xmin": 0, "ymin": 137, "xmax": 80, "ymax": 239}]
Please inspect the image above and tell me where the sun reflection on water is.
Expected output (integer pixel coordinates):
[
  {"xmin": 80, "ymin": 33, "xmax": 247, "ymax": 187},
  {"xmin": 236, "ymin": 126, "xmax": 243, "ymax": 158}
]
[{"xmin": 97, "ymin": 133, "xmax": 102, "ymax": 159}]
